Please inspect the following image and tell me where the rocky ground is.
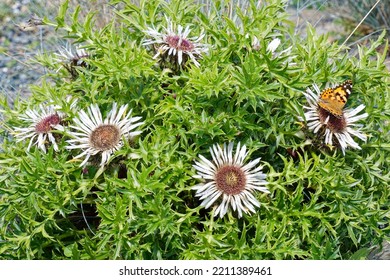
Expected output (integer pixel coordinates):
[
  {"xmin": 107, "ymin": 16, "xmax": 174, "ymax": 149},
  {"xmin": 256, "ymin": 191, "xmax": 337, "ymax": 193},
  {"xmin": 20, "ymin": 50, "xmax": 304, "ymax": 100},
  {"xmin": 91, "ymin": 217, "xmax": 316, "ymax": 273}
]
[
  {"xmin": 0, "ymin": 0, "xmax": 114, "ymax": 104},
  {"xmin": 0, "ymin": 0, "xmax": 51, "ymax": 101}
]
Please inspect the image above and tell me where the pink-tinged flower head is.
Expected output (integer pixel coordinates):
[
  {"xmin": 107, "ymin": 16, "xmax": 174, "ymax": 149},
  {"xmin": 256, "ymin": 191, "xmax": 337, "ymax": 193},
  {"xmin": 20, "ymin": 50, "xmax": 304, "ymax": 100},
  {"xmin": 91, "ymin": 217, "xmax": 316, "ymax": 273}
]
[
  {"xmin": 143, "ymin": 18, "xmax": 208, "ymax": 68},
  {"xmin": 300, "ymin": 82, "xmax": 368, "ymax": 155},
  {"xmin": 13, "ymin": 104, "xmax": 67, "ymax": 153}
]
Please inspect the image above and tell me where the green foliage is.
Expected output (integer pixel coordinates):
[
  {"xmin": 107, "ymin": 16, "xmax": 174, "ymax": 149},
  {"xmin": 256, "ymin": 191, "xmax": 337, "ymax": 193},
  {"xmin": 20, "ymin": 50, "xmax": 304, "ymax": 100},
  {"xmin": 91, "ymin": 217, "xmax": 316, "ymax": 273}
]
[{"xmin": 0, "ymin": 0, "xmax": 389, "ymax": 260}]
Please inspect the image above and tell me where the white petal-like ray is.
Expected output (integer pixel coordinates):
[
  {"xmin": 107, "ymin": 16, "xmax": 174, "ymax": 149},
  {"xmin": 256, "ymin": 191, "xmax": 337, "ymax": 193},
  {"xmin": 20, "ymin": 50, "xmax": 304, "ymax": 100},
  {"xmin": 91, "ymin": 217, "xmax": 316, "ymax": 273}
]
[
  {"xmin": 302, "ymin": 82, "xmax": 368, "ymax": 155},
  {"xmin": 66, "ymin": 103, "xmax": 143, "ymax": 167},
  {"xmin": 191, "ymin": 142, "xmax": 269, "ymax": 218},
  {"xmin": 142, "ymin": 17, "xmax": 208, "ymax": 67},
  {"xmin": 13, "ymin": 103, "xmax": 67, "ymax": 153}
]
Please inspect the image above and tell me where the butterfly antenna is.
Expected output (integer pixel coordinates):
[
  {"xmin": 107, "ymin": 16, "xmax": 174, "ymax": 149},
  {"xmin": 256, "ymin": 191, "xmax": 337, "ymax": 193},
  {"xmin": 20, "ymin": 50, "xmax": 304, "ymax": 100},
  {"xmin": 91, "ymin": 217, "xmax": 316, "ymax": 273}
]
[{"xmin": 341, "ymin": 0, "xmax": 381, "ymax": 46}]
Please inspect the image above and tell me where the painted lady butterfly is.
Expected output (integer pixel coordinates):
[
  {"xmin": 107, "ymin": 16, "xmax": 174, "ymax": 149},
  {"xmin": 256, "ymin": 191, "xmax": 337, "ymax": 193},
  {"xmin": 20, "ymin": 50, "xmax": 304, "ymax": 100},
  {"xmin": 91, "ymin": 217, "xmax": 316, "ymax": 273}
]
[{"xmin": 318, "ymin": 80, "xmax": 352, "ymax": 118}]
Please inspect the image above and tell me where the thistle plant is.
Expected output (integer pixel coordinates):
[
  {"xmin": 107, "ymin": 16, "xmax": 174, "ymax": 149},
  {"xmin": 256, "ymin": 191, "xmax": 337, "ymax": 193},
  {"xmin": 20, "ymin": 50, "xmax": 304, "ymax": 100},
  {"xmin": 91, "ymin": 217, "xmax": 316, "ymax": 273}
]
[{"xmin": 0, "ymin": 0, "xmax": 389, "ymax": 260}]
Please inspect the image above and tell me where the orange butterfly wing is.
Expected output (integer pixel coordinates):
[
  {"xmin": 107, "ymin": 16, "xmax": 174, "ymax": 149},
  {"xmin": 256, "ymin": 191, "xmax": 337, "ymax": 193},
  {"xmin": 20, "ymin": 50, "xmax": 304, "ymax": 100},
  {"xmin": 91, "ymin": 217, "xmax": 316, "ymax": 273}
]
[{"xmin": 318, "ymin": 80, "xmax": 352, "ymax": 117}]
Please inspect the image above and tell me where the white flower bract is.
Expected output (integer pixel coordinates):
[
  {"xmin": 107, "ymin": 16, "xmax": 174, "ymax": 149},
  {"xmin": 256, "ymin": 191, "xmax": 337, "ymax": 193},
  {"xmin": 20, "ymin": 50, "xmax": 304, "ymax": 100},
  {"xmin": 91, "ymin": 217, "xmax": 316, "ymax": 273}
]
[
  {"xmin": 301, "ymin": 83, "xmax": 368, "ymax": 155},
  {"xmin": 267, "ymin": 38, "xmax": 281, "ymax": 53},
  {"xmin": 66, "ymin": 103, "xmax": 143, "ymax": 167},
  {"xmin": 143, "ymin": 18, "xmax": 208, "ymax": 67},
  {"xmin": 55, "ymin": 44, "xmax": 89, "ymax": 65},
  {"xmin": 13, "ymin": 104, "xmax": 66, "ymax": 153},
  {"xmin": 192, "ymin": 142, "xmax": 269, "ymax": 218}
]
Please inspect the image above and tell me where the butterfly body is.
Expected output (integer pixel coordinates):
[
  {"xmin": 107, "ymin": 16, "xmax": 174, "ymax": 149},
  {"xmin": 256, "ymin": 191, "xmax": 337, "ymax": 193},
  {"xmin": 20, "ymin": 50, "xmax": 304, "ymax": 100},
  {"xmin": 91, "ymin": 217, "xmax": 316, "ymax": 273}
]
[{"xmin": 318, "ymin": 80, "xmax": 352, "ymax": 118}]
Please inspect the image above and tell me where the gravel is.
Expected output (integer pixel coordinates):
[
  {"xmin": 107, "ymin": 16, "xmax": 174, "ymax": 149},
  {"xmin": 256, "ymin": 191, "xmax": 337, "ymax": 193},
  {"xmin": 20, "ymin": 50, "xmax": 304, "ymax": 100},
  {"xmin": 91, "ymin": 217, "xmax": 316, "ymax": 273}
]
[
  {"xmin": 0, "ymin": 0, "xmax": 64, "ymax": 147},
  {"xmin": 0, "ymin": 0, "xmax": 60, "ymax": 103}
]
